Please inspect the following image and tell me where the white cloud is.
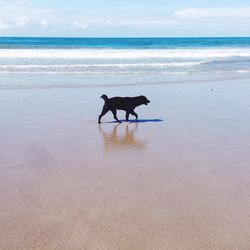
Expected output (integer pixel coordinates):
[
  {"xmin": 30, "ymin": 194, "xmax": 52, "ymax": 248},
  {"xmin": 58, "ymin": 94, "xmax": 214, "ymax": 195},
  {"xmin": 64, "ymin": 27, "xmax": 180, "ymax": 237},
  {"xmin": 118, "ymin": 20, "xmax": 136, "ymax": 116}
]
[
  {"xmin": 71, "ymin": 21, "xmax": 88, "ymax": 30},
  {"xmin": 0, "ymin": 0, "xmax": 249, "ymax": 36},
  {"xmin": 175, "ymin": 7, "xmax": 250, "ymax": 19},
  {"xmin": 0, "ymin": 20, "xmax": 12, "ymax": 29},
  {"xmin": 0, "ymin": 15, "xmax": 30, "ymax": 30},
  {"xmin": 105, "ymin": 19, "xmax": 177, "ymax": 28},
  {"xmin": 15, "ymin": 16, "xmax": 30, "ymax": 27},
  {"xmin": 105, "ymin": 19, "xmax": 112, "ymax": 25},
  {"xmin": 17, "ymin": 0, "xmax": 28, "ymax": 4},
  {"xmin": 40, "ymin": 20, "xmax": 49, "ymax": 28}
]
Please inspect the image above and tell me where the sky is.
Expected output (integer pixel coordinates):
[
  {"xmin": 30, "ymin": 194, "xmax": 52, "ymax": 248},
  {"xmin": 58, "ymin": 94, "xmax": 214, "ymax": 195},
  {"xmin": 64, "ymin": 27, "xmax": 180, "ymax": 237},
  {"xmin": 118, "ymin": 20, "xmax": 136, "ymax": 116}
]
[{"xmin": 0, "ymin": 0, "xmax": 250, "ymax": 37}]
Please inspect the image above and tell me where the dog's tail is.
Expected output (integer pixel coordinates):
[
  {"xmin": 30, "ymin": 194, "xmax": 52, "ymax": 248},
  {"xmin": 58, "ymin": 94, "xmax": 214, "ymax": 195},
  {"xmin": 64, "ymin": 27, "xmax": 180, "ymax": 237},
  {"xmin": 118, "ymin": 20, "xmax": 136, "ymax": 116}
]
[{"xmin": 100, "ymin": 94, "xmax": 108, "ymax": 102}]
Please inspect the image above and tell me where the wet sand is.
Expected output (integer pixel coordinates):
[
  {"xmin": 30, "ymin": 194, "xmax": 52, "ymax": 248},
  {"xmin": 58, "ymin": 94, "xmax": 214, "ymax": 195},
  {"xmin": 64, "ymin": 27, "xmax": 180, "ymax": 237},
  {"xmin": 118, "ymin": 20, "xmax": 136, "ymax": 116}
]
[{"xmin": 1, "ymin": 79, "xmax": 250, "ymax": 249}]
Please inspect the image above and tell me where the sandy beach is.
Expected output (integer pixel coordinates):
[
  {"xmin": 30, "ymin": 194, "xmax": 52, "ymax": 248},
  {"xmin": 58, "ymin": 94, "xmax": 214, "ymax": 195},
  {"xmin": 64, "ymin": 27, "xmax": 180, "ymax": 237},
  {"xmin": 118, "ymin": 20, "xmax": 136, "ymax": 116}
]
[{"xmin": 1, "ymin": 77, "xmax": 250, "ymax": 249}]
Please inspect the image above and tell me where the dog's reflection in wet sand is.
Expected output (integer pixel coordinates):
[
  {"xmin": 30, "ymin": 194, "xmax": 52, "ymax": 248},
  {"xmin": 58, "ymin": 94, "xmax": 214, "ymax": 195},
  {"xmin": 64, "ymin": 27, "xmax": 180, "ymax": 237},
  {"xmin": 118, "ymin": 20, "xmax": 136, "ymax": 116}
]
[{"xmin": 98, "ymin": 123, "xmax": 146, "ymax": 151}]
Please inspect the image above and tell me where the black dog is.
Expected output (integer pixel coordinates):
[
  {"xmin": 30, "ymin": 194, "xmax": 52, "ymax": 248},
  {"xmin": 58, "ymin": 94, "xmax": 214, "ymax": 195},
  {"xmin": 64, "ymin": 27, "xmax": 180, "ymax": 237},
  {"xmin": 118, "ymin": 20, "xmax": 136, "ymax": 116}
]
[{"xmin": 98, "ymin": 94, "xmax": 150, "ymax": 123}]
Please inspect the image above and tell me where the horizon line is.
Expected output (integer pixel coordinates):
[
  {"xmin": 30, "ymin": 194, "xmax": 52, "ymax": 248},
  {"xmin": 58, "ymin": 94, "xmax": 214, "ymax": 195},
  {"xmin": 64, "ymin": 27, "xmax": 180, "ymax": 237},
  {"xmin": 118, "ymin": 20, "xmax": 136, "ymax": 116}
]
[{"xmin": 0, "ymin": 36, "xmax": 250, "ymax": 39}]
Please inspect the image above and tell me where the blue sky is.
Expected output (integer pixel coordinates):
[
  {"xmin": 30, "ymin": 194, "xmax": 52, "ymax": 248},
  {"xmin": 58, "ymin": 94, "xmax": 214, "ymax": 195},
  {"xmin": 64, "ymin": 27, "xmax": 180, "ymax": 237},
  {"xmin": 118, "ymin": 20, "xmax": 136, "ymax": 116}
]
[{"xmin": 0, "ymin": 0, "xmax": 250, "ymax": 37}]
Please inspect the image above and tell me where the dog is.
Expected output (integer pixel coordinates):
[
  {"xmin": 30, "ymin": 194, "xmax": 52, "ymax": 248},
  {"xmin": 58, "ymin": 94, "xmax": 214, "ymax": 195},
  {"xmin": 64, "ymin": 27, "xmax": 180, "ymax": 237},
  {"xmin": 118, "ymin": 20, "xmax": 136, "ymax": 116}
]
[{"xmin": 98, "ymin": 94, "xmax": 150, "ymax": 123}]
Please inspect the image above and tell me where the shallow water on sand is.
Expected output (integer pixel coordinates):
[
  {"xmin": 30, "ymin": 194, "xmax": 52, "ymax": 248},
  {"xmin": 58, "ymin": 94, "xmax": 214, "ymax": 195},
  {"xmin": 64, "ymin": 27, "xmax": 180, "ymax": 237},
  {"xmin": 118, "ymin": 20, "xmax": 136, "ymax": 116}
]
[{"xmin": 1, "ymin": 78, "xmax": 250, "ymax": 249}]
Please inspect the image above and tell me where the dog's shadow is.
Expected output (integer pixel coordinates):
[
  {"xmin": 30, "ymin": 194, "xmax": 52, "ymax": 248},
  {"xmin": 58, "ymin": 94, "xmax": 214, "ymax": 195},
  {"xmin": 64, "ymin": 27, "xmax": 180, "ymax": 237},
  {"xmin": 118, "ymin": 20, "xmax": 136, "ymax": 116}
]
[
  {"xmin": 98, "ymin": 123, "xmax": 147, "ymax": 151},
  {"xmin": 106, "ymin": 119, "xmax": 163, "ymax": 124}
]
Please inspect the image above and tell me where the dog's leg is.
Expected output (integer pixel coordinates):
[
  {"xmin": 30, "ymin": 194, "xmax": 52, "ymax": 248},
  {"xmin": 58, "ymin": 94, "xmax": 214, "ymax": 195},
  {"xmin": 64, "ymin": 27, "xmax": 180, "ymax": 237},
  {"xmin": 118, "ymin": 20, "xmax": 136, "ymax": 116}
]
[
  {"xmin": 111, "ymin": 109, "xmax": 121, "ymax": 123},
  {"xmin": 125, "ymin": 111, "xmax": 130, "ymax": 122},
  {"xmin": 130, "ymin": 110, "xmax": 138, "ymax": 120},
  {"xmin": 98, "ymin": 105, "xmax": 109, "ymax": 123}
]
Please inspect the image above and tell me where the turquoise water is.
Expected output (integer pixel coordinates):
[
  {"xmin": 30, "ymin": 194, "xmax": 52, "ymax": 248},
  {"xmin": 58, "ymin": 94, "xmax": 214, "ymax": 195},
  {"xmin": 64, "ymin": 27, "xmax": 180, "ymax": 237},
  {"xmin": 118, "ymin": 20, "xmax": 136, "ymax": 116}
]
[
  {"xmin": 0, "ymin": 37, "xmax": 250, "ymax": 88},
  {"xmin": 1, "ymin": 37, "xmax": 250, "ymax": 49}
]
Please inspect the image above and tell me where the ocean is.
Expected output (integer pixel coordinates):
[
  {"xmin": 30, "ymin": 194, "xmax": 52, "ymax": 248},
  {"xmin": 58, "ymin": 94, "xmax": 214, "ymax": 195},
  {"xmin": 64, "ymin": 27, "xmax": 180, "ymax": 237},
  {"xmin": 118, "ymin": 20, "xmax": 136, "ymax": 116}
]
[{"xmin": 0, "ymin": 37, "xmax": 250, "ymax": 88}]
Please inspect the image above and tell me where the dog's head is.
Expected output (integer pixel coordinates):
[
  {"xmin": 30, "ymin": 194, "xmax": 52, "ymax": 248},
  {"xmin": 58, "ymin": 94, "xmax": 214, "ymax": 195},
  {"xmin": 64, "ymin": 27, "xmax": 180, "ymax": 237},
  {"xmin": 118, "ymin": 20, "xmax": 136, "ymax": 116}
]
[
  {"xmin": 140, "ymin": 95, "xmax": 150, "ymax": 105},
  {"xmin": 100, "ymin": 94, "xmax": 108, "ymax": 101}
]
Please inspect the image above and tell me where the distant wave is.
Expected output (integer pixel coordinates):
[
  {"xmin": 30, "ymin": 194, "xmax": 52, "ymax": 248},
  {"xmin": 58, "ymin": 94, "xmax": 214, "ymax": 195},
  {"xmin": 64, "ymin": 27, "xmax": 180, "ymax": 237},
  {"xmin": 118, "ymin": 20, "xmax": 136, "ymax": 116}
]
[
  {"xmin": 0, "ymin": 60, "xmax": 250, "ymax": 74},
  {"xmin": 3, "ymin": 62, "xmax": 205, "ymax": 67},
  {"xmin": 1, "ymin": 48, "xmax": 250, "ymax": 59},
  {"xmin": 0, "ymin": 61, "xmax": 210, "ymax": 74},
  {"xmin": 0, "ymin": 48, "xmax": 250, "ymax": 75}
]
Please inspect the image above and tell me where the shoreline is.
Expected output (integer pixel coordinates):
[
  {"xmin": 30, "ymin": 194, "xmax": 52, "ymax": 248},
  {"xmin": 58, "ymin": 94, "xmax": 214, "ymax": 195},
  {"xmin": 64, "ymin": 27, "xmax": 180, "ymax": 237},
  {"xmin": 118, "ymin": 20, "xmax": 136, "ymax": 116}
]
[{"xmin": 0, "ymin": 72, "xmax": 250, "ymax": 90}]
